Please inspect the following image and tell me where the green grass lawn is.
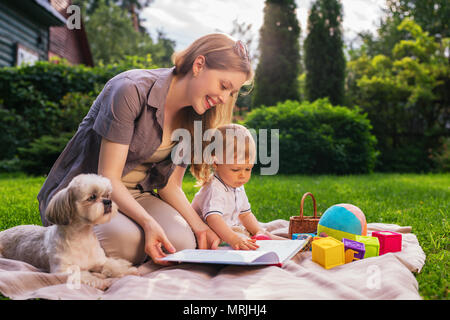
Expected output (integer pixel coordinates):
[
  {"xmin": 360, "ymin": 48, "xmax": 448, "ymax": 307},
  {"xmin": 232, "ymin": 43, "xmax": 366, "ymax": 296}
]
[{"xmin": 0, "ymin": 172, "xmax": 448, "ymax": 300}]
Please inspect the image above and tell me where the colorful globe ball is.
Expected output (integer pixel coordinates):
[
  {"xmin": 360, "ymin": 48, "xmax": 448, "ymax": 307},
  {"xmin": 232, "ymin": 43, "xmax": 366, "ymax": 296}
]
[{"xmin": 317, "ymin": 204, "xmax": 367, "ymax": 241}]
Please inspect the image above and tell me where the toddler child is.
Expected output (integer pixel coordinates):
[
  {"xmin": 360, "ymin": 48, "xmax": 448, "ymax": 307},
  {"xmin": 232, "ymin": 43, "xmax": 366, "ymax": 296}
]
[{"xmin": 191, "ymin": 123, "xmax": 284, "ymax": 250}]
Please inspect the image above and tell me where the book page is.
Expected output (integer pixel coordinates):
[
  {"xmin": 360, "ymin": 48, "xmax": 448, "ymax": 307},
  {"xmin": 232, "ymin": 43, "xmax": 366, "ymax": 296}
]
[
  {"xmin": 161, "ymin": 249, "xmax": 271, "ymax": 265},
  {"xmin": 161, "ymin": 240, "xmax": 306, "ymax": 265},
  {"xmin": 252, "ymin": 240, "xmax": 306, "ymax": 263}
]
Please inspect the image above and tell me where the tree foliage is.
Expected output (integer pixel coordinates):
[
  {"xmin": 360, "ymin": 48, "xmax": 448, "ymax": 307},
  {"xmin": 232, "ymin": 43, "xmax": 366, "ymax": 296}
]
[
  {"xmin": 252, "ymin": 0, "xmax": 301, "ymax": 108},
  {"xmin": 304, "ymin": 0, "xmax": 345, "ymax": 106},
  {"xmin": 353, "ymin": 0, "xmax": 449, "ymax": 58},
  {"xmin": 347, "ymin": 19, "xmax": 450, "ymax": 172},
  {"xmin": 386, "ymin": 0, "xmax": 449, "ymax": 38},
  {"xmin": 75, "ymin": 0, "xmax": 174, "ymax": 67}
]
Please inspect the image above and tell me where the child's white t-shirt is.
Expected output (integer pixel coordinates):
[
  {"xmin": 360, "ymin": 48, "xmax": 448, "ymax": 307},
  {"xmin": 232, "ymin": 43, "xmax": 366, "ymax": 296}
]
[{"xmin": 191, "ymin": 174, "xmax": 251, "ymax": 227}]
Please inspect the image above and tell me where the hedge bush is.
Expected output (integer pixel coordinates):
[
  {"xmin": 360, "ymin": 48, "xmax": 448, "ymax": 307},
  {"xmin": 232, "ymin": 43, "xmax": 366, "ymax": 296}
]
[
  {"xmin": 0, "ymin": 55, "xmax": 154, "ymax": 107},
  {"xmin": 0, "ymin": 56, "xmax": 156, "ymax": 174},
  {"xmin": 17, "ymin": 132, "xmax": 75, "ymax": 176},
  {"xmin": 244, "ymin": 99, "xmax": 378, "ymax": 174}
]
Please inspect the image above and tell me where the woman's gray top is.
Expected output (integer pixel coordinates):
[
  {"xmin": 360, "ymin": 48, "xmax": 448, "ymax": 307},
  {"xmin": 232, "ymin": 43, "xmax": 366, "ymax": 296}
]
[{"xmin": 37, "ymin": 67, "xmax": 187, "ymax": 226}]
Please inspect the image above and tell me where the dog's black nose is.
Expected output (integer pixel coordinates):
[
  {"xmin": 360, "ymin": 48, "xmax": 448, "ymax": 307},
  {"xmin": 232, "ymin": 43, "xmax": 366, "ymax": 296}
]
[{"xmin": 103, "ymin": 199, "xmax": 112, "ymax": 206}]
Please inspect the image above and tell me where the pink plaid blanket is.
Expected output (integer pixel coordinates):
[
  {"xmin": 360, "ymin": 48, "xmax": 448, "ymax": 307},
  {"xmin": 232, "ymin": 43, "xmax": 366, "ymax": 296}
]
[{"xmin": 0, "ymin": 220, "xmax": 425, "ymax": 300}]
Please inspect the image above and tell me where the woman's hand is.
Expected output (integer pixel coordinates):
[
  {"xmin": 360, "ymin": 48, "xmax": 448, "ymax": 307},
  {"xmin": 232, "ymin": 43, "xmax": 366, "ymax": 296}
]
[
  {"xmin": 99, "ymin": 138, "xmax": 177, "ymax": 265},
  {"xmin": 157, "ymin": 166, "xmax": 220, "ymax": 251},
  {"xmin": 229, "ymin": 235, "xmax": 259, "ymax": 250},
  {"xmin": 142, "ymin": 219, "xmax": 176, "ymax": 266},
  {"xmin": 193, "ymin": 224, "xmax": 221, "ymax": 250}
]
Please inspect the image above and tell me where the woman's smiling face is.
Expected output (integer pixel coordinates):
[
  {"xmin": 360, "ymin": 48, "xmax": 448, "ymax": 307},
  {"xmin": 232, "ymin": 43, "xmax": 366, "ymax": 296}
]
[{"xmin": 188, "ymin": 56, "xmax": 248, "ymax": 115}]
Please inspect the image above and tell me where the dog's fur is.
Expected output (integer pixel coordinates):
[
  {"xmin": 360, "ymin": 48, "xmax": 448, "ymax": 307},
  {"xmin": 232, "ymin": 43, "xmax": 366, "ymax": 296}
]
[{"xmin": 0, "ymin": 174, "xmax": 139, "ymax": 290}]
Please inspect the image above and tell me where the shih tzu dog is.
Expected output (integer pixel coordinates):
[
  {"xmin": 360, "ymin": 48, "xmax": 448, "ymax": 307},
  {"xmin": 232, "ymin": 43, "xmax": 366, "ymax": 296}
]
[{"xmin": 0, "ymin": 174, "xmax": 139, "ymax": 290}]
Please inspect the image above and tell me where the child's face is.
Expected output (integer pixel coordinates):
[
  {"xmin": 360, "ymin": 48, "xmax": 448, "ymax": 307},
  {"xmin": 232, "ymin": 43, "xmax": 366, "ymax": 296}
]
[{"xmin": 214, "ymin": 162, "xmax": 254, "ymax": 188}]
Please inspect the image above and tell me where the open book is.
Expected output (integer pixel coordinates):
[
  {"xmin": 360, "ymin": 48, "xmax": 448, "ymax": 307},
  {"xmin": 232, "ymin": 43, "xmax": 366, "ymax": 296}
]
[{"xmin": 161, "ymin": 240, "xmax": 307, "ymax": 266}]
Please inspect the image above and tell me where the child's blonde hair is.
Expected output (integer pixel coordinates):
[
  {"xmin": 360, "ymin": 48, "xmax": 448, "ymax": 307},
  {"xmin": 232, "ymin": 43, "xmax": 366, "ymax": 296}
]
[
  {"xmin": 192, "ymin": 123, "xmax": 256, "ymax": 187},
  {"xmin": 171, "ymin": 33, "xmax": 254, "ymax": 176}
]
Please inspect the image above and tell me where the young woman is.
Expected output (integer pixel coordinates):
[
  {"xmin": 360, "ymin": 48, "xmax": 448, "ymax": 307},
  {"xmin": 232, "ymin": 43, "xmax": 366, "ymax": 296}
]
[{"xmin": 37, "ymin": 33, "xmax": 253, "ymax": 266}]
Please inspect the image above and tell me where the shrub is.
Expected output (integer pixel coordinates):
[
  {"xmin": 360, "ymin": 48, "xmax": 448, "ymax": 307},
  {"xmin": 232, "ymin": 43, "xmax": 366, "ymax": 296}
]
[
  {"xmin": 58, "ymin": 92, "xmax": 96, "ymax": 133},
  {"xmin": 17, "ymin": 132, "xmax": 74, "ymax": 176},
  {"xmin": 0, "ymin": 55, "xmax": 157, "ymax": 166},
  {"xmin": 431, "ymin": 137, "xmax": 450, "ymax": 173},
  {"xmin": 0, "ymin": 107, "xmax": 29, "ymax": 160},
  {"xmin": 0, "ymin": 157, "xmax": 21, "ymax": 173},
  {"xmin": 15, "ymin": 92, "xmax": 97, "ymax": 175},
  {"xmin": 0, "ymin": 55, "xmax": 155, "ymax": 108},
  {"xmin": 244, "ymin": 99, "xmax": 377, "ymax": 174}
]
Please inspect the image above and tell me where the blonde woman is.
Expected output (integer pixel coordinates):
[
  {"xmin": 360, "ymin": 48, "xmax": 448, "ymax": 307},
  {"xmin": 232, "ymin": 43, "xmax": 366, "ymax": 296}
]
[{"xmin": 37, "ymin": 34, "xmax": 253, "ymax": 266}]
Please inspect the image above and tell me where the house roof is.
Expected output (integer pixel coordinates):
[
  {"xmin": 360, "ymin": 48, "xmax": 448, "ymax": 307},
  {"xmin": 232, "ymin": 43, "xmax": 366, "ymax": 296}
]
[{"xmin": 16, "ymin": 0, "xmax": 67, "ymax": 26}]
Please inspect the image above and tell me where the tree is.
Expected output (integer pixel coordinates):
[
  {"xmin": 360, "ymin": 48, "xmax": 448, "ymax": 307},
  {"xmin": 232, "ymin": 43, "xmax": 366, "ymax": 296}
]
[
  {"xmin": 148, "ymin": 29, "xmax": 176, "ymax": 67},
  {"xmin": 84, "ymin": 0, "xmax": 143, "ymax": 64},
  {"xmin": 352, "ymin": 0, "xmax": 449, "ymax": 59},
  {"xmin": 74, "ymin": 0, "xmax": 154, "ymax": 31},
  {"xmin": 252, "ymin": 0, "xmax": 301, "ymax": 108},
  {"xmin": 81, "ymin": 0, "xmax": 174, "ymax": 67},
  {"xmin": 346, "ymin": 19, "xmax": 450, "ymax": 172},
  {"xmin": 304, "ymin": 0, "xmax": 345, "ymax": 105},
  {"xmin": 386, "ymin": 0, "xmax": 449, "ymax": 38}
]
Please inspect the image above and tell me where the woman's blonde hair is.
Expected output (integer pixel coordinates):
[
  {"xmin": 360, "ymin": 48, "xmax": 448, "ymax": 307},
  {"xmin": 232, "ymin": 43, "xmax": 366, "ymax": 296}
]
[
  {"xmin": 171, "ymin": 33, "xmax": 254, "ymax": 181},
  {"xmin": 193, "ymin": 123, "xmax": 256, "ymax": 187}
]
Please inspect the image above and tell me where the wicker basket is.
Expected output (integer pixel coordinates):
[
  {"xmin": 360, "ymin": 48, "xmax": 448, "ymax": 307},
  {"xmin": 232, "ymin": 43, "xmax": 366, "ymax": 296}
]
[{"xmin": 289, "ymin": 192, "xmax": 320, "ymax": 238}]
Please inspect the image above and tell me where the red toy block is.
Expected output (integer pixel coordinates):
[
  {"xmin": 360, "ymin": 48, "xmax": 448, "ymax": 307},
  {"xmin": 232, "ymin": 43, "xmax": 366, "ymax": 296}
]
[{"xmin": 372, "ymin": 231, "xmax": 402, "ymax": 255}]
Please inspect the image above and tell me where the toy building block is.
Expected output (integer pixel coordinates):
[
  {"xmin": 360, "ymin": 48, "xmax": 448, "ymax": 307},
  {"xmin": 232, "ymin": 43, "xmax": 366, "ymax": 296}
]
[
  {"xmin": 312, "ymin": 235, "xmax": 327, "ymax": 244},
  {"xmin": 345, "ymin": 249, "xmax": 358, "ymax": 264},
  {"xmin": 292, "ymin": 233, "xmax": 316, "ymax": 240},
  {"xmin": 312, "ymin": 237, "xmax": 345, "ymax": 269},
  {"xmin": 292, "ymin": 233, "xmax": 315, "ymax": 251},
  {"xmin": 342, "ymin": 238, "xmax": 365, "ymax": 263},
  {"xmin": 372, "ymin": 231, "xmax": 402, "ymax": 255},
  {"xmin": 355, "ymin": 235, "xmax": 379, "ymax": 258}
]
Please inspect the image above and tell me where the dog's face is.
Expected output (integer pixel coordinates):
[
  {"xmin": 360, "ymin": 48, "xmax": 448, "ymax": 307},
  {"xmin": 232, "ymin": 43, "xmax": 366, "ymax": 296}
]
[{"xmin": 45, "ymin": 174, "xmax": 118, "ymax": 226}]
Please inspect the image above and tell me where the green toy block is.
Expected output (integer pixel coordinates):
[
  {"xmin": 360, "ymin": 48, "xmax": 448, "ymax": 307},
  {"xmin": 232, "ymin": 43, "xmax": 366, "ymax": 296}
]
[{"xmin": 355, "ymin": 235, "xmax": 380, "ymax": 258}]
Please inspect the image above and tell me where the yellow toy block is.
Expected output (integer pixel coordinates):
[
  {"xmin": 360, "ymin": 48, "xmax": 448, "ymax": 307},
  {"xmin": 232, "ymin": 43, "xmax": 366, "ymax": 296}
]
[{"xmin": 312, "ymin": 237, "xmax": 345, "ymax": 269}]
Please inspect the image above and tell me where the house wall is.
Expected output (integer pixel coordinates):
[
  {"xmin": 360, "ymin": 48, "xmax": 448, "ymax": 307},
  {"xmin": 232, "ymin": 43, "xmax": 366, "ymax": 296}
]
[
  {"xmin": 49, "ymin": 0, "xmax": 91, "ymax": 65},
  {"xmin": 0, "ymin": 2, "xmax": 49, "ymax": 67}
]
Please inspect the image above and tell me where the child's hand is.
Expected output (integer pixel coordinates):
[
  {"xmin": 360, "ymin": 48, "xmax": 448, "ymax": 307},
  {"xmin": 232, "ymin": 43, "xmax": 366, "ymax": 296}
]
[{"xmin": 230, "ymin": 236, "xmax": 259, "ymax": 250}]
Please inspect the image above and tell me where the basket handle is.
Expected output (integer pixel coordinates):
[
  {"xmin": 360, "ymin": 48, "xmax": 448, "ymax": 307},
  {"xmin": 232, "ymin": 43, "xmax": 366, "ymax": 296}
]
[{"xmin": 299, "ymin": 192, "xmax": 317, "ymax": 219}]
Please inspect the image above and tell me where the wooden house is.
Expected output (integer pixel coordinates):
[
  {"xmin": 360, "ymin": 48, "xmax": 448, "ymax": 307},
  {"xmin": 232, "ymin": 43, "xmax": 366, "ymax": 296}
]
[{"xmin": 0, "ymin": 0, "xmax": 93, "ymax": 67}]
